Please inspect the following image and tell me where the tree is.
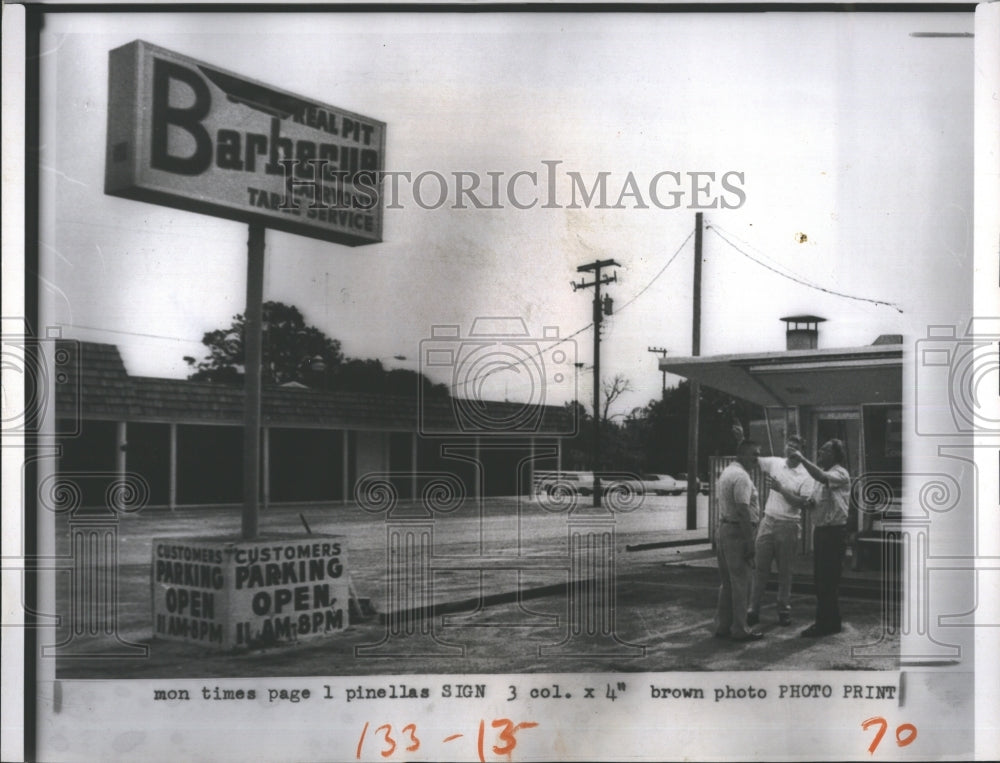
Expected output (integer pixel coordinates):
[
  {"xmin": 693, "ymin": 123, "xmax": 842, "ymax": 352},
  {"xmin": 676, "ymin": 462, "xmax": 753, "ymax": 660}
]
[
  {"xmin": 183, "ymin": 301, "xmax": 449, "ymax": 398},
  {"xmin": 634, "ymin": 381, "xmax": 763, "ymax": 474},
  {"xmin": 556, "ymin": 379, "xmax": 644, "ymax": 472},
  {"xmin": 331, "ymin": 358, "xmax": 449, "ymax": 398},
  {"xmin": 601, "ymin": 373, "xmax": 634, "ymax": 421},
  {"xmin": 184, "ymin": 302, "xmax": 344, "ymax": 385}
]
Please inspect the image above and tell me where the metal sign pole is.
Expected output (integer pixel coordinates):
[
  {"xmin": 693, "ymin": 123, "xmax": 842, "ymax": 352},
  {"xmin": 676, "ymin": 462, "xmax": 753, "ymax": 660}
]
[{"xmin": 242, "ymin": 222, "xmax": 265, "ymax": 540}]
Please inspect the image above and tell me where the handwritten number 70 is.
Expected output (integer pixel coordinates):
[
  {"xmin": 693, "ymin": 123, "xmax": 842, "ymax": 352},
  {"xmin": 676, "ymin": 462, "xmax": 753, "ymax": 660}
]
[{"xmin": 862, "ymin": 717, "xmax": 917, "ymax": 755}]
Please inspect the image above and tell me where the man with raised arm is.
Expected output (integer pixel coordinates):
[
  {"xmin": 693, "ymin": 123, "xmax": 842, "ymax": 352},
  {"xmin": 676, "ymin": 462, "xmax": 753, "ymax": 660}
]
[
  {"xmin": 747, "ymin": 434, "xmax": 814, "ymax": 627},
  {"xmin": 789, "ymin": 439, "xmax": 852, "ymax": 637}
]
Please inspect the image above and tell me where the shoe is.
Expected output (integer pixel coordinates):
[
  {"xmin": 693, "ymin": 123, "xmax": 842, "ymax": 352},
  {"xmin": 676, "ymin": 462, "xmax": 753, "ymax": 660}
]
[
  {"xmin": 778, "ymin": 613, "xmax": 791, "ymax": 626},
  {"xmin": 730, "ymin": 631, "xmax": 764, "ymax": 642},
  {"xmin": 746, "ymin": 612, "xmax": 759, "ymax": 627}
]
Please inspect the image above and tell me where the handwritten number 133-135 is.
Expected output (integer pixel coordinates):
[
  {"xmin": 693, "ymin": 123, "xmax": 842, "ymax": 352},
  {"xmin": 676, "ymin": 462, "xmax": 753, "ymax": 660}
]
[{"xmin": 356, "ymin": 719, "xmax": 538, "ymax": 761}]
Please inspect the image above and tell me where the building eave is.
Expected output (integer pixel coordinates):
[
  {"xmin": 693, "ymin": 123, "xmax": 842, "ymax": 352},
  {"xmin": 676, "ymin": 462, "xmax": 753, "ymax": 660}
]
[{"xmin": 659, "ymin": 344, "xmax": 903, "ymax": 407}]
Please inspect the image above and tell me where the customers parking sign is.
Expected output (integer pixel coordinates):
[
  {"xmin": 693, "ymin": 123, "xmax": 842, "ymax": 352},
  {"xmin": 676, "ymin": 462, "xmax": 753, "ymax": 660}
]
[
  {"xmin": 152, "ymin": 535, "xmax": 350, "ymax": 650},
  {"xmin": 105, "ymin": 40, "xmax": 385, "ymax": 246}
]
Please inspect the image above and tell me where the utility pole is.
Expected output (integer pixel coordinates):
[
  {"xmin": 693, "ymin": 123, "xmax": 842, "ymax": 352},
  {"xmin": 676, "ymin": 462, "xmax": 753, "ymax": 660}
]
[
  {"xmin": 572, "ymin": 362, "xmax": 585, "ymax": 471},
  {"xmin": 686, "ymin": 213, "xmax": 703, "ymax": 531},
  {"xmin": 647, "ymin": 346, "xmax": 668, "ymax": 396},
  {"xmin": 572, "ymin": 258, "xmax": 620, "ymax": 508}
]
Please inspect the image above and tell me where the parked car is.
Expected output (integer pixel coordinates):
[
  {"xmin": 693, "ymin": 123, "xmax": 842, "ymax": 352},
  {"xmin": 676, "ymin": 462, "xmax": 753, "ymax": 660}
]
[
  {"xmin": 641, "ymin": 473, "xmax": 684, "ymax": 496},
  {"xmin": 533, "ymin": 470, "xmax": 594, "ymax": 497},
  {"xmin": 601, "ymin": 473, "xmax": 644, "ymax": 497},
  {"xmin": 676, "ymin": 472, "xmax": 709, "ymax": 494}
]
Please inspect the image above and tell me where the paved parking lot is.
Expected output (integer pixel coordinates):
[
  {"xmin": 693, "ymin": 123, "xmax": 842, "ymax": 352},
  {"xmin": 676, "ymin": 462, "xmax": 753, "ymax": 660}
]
[{"xmin": 52, "ymin": 497, "xmax": 898, "ymax": 678}]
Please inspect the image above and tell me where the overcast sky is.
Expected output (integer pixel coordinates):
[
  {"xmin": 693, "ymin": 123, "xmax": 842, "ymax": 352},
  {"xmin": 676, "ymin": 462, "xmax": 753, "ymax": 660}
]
[{"xmin": 38, "ymin": 10, "xmax": 974, "ymax": 416}]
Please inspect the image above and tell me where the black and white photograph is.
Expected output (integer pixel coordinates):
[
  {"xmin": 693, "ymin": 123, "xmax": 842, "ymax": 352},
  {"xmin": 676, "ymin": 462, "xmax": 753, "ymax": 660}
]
[{"xmin": 2, "ymin": 3, "xmax": 998, "ymax": 761}]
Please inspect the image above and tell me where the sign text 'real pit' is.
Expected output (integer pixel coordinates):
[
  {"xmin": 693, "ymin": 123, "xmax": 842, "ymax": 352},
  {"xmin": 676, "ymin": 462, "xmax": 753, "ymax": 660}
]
[{"xmin": 105, "ymin": 40, "xmax": 385, "ymax": 246}]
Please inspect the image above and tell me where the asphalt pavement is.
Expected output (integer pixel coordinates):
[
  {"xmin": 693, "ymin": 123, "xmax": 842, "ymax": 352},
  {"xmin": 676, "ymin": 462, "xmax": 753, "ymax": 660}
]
[{"xmin": 53, "ymin": 496, "xmax": 899, "ymax": 677}]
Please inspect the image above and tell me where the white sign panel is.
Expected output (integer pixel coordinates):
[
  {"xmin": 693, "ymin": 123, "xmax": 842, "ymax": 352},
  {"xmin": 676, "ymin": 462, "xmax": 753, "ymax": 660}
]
[
  {"xmin": 105, "ymin": 40, "xmax": 385, "ymax": 246},
  {"xmin": 152, "ymin": 535, "xmax": 350, "ymax": 650}
]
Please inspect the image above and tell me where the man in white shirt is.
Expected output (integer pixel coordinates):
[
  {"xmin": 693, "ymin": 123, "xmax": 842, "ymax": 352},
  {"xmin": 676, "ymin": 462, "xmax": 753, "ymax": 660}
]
[
  {"xmin": 713, "ymin": 439, "xmax": 764, "ymax": 641},
  {"xmin": 747, "ymin": 434, "xmax": 814, "ymax": 627}
]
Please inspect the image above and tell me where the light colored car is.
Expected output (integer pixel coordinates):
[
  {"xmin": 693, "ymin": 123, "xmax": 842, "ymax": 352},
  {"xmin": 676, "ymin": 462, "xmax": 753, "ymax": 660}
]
[
  {"xmin": 533, "ymin": 470, "xmax": 594, "ymax": 497},
  {"xmin": 675, "ymin": 472, "xmax": 709, "ymax": 495},
  {"xmin": 641, "ymin": 473, "xmax": 684, "ymax": 496},
  {"xmin": 543, "ymin": 472, "xmax": 648, "ymax": 499}
]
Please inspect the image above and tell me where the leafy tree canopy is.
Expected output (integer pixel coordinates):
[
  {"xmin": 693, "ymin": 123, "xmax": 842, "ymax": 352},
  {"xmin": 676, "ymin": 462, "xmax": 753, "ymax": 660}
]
[
  {"xmin": 183, "ymin": 301, "xmax": 448, "ymax": 398},
  {"xmin": 560, "ymin": 380, "xmax": 763, "ymax": 475}
]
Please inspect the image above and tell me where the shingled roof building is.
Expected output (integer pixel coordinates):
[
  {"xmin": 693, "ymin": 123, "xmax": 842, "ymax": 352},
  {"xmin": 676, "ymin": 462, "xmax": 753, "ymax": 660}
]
[{"xmin": 54, "ymin": 341, "xmax": 572, "ymax": 509}]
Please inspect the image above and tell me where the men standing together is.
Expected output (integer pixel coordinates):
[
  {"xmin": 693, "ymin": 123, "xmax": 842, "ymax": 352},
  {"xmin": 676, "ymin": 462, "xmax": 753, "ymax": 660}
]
[{"xmin": 713, "ymin": 433, "xmax": 853, "ymax": 643}]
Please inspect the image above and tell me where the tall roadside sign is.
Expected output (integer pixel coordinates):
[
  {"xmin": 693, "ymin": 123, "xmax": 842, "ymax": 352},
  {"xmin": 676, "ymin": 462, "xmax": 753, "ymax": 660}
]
[
  {"xmin": 106, "ymin": 40, "xmax": 385, "ymax": 246},
  {"xmin": 105, "ymin": 40, "xmax": 384, "ymax": 648}
]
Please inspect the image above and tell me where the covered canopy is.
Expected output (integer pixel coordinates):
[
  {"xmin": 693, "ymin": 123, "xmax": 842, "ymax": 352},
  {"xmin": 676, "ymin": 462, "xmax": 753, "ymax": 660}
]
[{"xmin": 659, "ymin": 344, "xmax": 902, "ymax": 407}]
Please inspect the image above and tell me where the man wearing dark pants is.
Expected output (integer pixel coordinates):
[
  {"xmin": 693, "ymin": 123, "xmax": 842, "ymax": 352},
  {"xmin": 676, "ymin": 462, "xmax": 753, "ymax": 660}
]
[
  {"xmin": 748, "ymin": 435, "xmax": 814, "ymax": 627},
  {"xmin": 790, "ymin": 439, "xmax": 851, "ymax": 637},
  {"xmin": 713, "ymin": 439, "xmax": 763, "ymax": 642},
  {"xmin": 811, "ymin": 524, "xmax": 847, "ymax": 632}
]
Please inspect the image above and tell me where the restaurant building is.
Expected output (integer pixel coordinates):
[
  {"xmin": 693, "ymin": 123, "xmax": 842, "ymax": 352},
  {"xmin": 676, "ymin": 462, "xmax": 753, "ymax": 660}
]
[{"xmin": 659, "ymin": 316, "xmax": 903, "ymax": 567}]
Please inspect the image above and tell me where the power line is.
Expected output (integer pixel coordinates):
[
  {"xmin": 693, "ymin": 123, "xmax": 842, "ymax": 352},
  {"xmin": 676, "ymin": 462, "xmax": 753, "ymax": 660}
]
[
  {"xmin": 707, "ymin": 222, "xmax": 827, "ymax": 290},
  {"xmin": 68, "ymin": 316, "xmax": 589, "ymax": 398},
  {"xmin": 58, "ymin": 323, "xmax": 202, "ymax": 343},
  {"xmin": 706, "ymin": 225, "xmax": 904, "ymax": 313},
  {"xmin": 444, "ymin": 228, "xmax": 696, "ymax": 396},
  {"xmin": 614, "ymin": 229, "xmax": 695, "ymax": 315},
  {"xmin": 68, "ymin": 224, "xmax": 695, "ymax": 399}
]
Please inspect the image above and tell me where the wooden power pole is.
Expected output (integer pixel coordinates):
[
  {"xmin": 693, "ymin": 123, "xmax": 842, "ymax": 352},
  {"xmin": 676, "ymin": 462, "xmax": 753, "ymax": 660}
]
[
  {"xmin": 686, "ymin": 213, "xmax": 703, "ymax": 531},
  {"xmin": 573, "ymin": 258, "xmax": 620, "ymax": 508},
  {"xmin": 648, "ymin": 346, "xmax": 668, "ymax": 396}
]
